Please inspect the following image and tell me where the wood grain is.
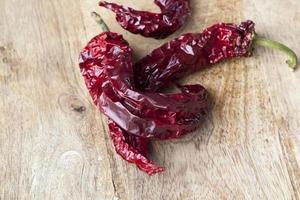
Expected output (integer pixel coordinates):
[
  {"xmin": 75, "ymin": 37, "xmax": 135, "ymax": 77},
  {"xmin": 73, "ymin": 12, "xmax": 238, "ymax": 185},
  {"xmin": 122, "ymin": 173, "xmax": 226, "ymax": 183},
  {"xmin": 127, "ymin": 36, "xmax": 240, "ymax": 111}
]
[{"xmin": 0, "ymin": 0, "xmax": 299, "ymax": 199}]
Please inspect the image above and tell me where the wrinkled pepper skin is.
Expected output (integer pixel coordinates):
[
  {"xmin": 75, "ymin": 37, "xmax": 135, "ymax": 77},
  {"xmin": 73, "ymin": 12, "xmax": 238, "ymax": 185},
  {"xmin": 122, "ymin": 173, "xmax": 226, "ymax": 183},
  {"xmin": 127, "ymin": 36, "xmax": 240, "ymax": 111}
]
[
  {"xmin": 108, "ymin": 120, "xmax": 164, "ymax": 175},
  {"xmin": 134, "ymin": 20, "xmax": 255, "ymax": 91},
  {"xmin": 79, "ymin": 32, "xmax": 208, "ymax": 175},
  {"xmin": 79, "ymin": 20, "xmax": 256, "ymax": 175},
  {"xmin": 99, "ymin": 0, "xmax": 191, "ymax": 39}
]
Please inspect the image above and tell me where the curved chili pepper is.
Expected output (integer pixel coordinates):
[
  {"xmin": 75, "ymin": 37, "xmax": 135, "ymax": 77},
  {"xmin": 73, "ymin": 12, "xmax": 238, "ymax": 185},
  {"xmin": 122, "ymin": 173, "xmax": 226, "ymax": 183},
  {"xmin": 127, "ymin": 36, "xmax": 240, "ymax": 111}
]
[
  {"xmin": 79, "ymin": 31, "xmax": 165, "ymax": 174},
  {"xmin": 80, "ymin": 13, "xmax": 298, "ymax": 175},
  {"xmin": 79, "ymin": 29, "xmax": 208, "ymax": 175},
  {"xmin": 135, "ymin": 20, "xmax": 298, "ymax": 91},
  {"xmin": 99, "ymin": 0, "xmax": 191, "ymax": 39}
]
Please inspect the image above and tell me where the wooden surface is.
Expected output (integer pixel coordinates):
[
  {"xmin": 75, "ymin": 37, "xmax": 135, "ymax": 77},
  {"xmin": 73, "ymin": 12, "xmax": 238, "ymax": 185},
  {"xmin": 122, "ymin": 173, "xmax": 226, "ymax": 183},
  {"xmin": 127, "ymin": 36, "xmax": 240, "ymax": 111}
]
[{"xmin": 1, "ymin": 0, "xmax": 300, "ymax": 199}]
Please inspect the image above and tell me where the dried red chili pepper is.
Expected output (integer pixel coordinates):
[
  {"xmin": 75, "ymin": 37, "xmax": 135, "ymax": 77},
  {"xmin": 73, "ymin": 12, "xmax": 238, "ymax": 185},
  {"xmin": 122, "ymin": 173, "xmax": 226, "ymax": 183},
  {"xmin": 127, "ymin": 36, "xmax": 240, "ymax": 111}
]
[
  {"xmin": 79, "ymin": 31, "xmax": 165, "ymax": 174},
  {"xmin": 80, "ymin": 13, "xmax": 298, "ymax": 175},
  {"xmin": 80, "ymin": 13, "xmax": 208, "ymax": 175},
  {"xmin": 135, "ymin": 20, "xmax": 298, "ymax": 91},
  {"xmin": 99, "ymin": 0, "xmax": 191, "ymax": 39}
]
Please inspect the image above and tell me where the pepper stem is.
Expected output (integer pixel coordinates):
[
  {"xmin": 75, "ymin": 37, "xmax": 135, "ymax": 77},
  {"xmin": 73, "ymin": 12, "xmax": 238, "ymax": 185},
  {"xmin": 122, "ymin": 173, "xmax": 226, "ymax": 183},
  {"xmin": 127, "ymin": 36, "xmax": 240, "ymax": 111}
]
[
  {"xmin": 253, "ymin": 34, "xmax": 298, "ymax": 71},
  {"xmin": 91, "ymin": 11, "xmax": 110, "ymax": 32}
]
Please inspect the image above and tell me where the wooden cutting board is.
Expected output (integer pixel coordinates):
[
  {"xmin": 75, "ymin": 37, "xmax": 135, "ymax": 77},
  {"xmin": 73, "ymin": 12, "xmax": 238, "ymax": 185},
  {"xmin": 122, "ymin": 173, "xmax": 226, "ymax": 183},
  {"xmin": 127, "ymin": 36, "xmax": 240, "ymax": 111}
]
[{"xmin": 1, "ymin": 0, "xmax": 299, "ymax": 199}]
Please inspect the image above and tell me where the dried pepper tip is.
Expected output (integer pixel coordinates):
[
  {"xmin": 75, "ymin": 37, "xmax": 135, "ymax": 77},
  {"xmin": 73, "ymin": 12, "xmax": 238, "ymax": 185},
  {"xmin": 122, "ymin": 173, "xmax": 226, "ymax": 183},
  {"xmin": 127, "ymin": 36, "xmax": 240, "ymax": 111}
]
[
  {"xmin": 91, "ymin": 11, "xmax": 110, "ymax": 32},
  {"xmin": 108, "ymin": 120, "xmax": 165, "ymax": 176},
  {"xmin": 253, "ymin": 33, "xmax": 298, "ymax": 71}
]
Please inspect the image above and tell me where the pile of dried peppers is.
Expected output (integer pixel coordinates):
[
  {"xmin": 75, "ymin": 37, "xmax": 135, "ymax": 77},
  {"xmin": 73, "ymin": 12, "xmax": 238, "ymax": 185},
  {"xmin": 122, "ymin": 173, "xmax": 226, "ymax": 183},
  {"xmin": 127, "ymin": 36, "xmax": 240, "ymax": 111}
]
[{"xmin": 79, "ymin": 1, "xmax": 298, "ymax": 175}]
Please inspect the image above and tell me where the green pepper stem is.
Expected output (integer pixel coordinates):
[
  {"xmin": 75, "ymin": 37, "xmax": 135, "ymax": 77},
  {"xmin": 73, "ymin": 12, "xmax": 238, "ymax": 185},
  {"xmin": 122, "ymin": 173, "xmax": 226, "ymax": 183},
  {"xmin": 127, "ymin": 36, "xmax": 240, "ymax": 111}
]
[
  {"xmin": 91, "ymin": 11, "xmax": 110, "ymax": 32},
  {"xmin": 253, "ymin": 34, "xmax": 298, "ymax": 71}
]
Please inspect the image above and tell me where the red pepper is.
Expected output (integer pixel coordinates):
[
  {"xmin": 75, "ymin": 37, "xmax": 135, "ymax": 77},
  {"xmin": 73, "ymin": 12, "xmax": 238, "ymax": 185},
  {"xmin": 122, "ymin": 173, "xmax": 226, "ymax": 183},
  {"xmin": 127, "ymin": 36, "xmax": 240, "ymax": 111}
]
[
  {"xmin": 99, "ymin": 0, "xmax": 191, "ymax": 39},
  {"xmin": 135, "ymin": 20, "xmax": 298, "ymax": 91},
  {"xmin": 80, "ymin": 13, "xmax": 298, "ymax": 175},
  {"xmin": 79, "ymin": 28, "xmax": 208, "ymax": 175},
  {"xmin": 79, "ymin": 31, "xmax": 164, "ymax": 174}
]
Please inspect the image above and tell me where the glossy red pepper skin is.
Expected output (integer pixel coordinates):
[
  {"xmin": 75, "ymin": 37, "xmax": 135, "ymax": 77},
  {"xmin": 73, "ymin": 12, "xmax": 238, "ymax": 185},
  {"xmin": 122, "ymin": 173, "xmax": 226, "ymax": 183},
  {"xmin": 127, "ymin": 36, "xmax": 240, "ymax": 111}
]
[
  {"xmin": 134, "ymin": 20, "xmax": 255, "ymax": 91},
  {"xmin": 99, "ymin": 0, "xmax": 191, "ymax": 39}
]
